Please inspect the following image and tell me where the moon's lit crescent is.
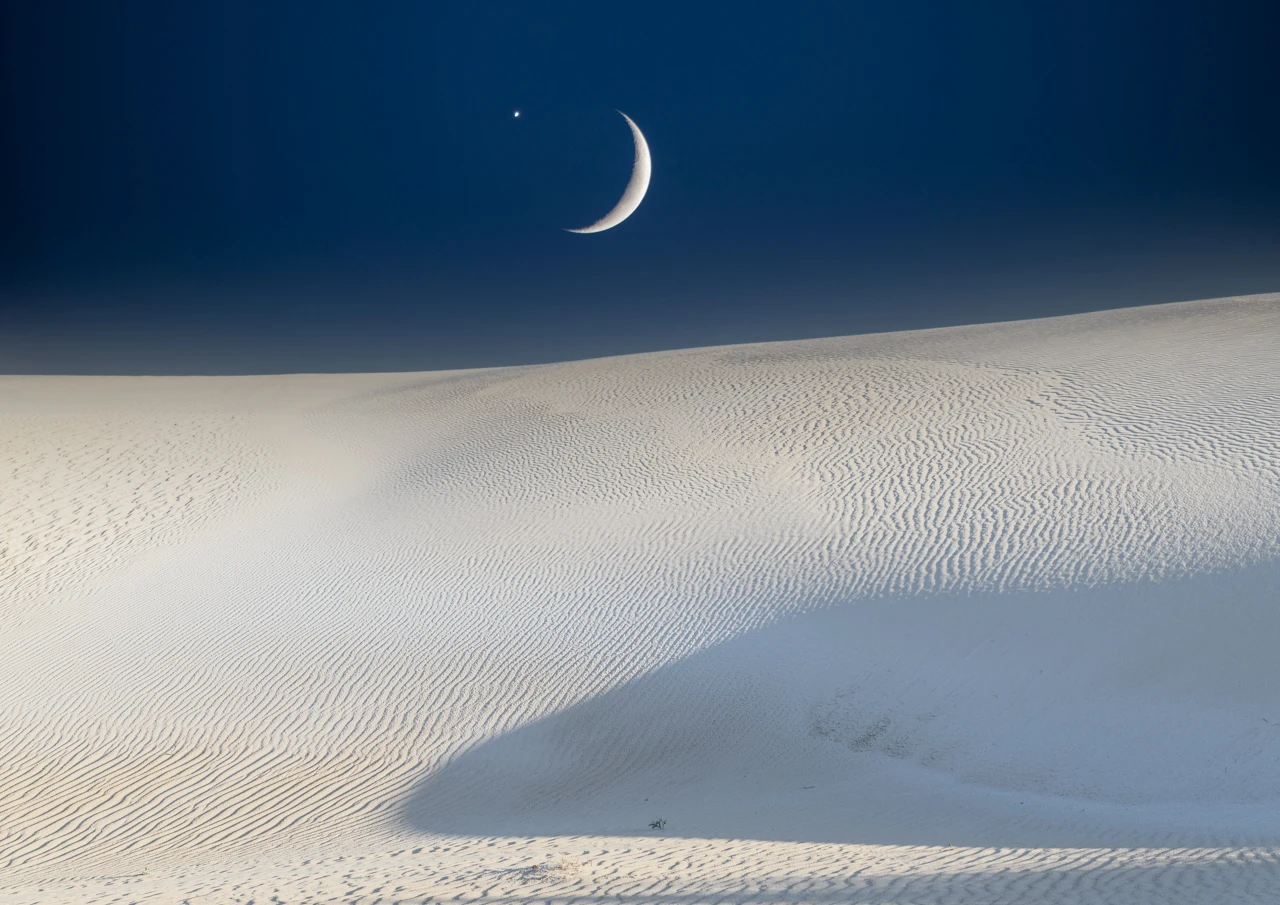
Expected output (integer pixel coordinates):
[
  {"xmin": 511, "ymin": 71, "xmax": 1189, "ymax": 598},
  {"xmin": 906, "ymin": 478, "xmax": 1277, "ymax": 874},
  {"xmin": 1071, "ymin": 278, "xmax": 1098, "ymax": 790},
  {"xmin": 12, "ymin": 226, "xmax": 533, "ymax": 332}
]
[{"xmin": 566, "ymin": 111, "xmax": 651, "ymax": 234}]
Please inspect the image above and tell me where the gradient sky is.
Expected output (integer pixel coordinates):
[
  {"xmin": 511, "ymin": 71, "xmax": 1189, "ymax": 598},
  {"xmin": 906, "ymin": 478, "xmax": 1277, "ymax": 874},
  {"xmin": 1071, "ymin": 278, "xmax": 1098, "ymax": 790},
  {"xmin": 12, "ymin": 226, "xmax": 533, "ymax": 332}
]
[{"xmin": 3, "ymin": 0, "xmax": 1278, "ymax": 373}]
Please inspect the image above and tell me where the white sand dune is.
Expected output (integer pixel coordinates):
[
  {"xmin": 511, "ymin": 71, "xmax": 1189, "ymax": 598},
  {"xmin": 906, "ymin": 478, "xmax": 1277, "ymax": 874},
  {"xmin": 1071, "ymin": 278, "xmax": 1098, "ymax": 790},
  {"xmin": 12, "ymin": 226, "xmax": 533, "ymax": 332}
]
[{"xmin": 2, "ymin": 293, "xmax": 1279, "ymax": 903}]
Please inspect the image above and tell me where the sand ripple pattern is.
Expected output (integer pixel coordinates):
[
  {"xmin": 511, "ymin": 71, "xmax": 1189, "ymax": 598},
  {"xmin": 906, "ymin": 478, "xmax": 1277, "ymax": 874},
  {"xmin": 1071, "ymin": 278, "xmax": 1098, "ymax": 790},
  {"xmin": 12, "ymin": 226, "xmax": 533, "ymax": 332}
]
[
  {"xmin": 0, "ymin": 413, "xmax": 274, "ymax": 629},
  {"xmin": 2, "ymin": 838, "xmax": 1279, "ymax": 904},
  {"xmin": 2, "ymin": 295, "xmax": 1279, "ymax": 902}
]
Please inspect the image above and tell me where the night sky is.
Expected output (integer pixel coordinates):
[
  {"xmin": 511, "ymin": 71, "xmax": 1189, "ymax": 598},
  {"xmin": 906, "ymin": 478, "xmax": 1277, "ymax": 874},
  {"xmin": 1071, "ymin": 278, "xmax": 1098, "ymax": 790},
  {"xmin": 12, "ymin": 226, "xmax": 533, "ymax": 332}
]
[{"xmin": 3, "ymin": 1, "xmax": 1278, "ymax": 374}]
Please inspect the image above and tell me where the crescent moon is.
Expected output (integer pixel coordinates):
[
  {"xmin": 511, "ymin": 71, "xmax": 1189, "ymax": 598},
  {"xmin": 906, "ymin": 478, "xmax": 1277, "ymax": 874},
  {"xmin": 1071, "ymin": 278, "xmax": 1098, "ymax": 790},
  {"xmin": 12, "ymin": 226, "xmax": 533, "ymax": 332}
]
[{"xmin": 566, "ymin": 111, "xmax": 651, "ymax": 234}]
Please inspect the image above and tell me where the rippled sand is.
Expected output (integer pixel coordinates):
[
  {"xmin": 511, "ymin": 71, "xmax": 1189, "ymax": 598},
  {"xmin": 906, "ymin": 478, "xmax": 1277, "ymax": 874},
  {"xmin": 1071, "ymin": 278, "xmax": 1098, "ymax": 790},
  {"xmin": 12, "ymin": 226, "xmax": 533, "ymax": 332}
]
[{"xmin": 3, "ymin": 294, "xmax": 1278, "ymax": 903}]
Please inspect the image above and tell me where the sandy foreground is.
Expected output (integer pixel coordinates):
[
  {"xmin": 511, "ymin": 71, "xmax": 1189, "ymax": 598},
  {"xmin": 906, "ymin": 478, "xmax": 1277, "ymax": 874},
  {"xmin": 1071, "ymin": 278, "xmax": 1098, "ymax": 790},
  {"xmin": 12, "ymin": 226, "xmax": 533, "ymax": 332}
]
[{"xmin": 2, "ymin": 294, "xmax": 1279, "ymax": 903}]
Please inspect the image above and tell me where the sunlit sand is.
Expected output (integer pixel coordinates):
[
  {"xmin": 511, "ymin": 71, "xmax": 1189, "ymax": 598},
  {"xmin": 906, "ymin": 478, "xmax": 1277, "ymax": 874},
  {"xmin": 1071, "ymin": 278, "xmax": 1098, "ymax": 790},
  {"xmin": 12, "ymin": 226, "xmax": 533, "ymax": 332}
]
[{"xmin": 2, "ymin": 293, "xmax": 1278, "ymax": 903}]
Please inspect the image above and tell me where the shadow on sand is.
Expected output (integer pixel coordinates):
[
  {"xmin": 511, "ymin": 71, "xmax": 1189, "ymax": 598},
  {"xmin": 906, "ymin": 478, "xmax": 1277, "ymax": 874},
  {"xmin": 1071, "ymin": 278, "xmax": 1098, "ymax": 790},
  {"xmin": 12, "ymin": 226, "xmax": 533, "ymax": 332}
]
[{"xmin": 403, "ymin": 561, "xmax": 1280, "ymax": 848}]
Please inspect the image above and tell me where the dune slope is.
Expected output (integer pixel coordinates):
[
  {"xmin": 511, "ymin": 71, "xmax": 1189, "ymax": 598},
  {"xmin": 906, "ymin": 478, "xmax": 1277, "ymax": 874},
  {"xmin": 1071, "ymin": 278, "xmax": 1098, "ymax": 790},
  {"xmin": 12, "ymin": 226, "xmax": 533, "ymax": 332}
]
[{"xmin": 2, "ymin": 294, "xmax": 1279, "ymax": 902}]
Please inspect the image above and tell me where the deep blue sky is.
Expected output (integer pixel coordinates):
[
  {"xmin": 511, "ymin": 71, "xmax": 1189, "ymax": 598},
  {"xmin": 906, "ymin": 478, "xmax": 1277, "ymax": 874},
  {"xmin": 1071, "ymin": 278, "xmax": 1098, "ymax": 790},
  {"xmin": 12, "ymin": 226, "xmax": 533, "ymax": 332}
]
[{"xmin": 3, "ymin": 0, "xmax": 1278, "ymax": 373}]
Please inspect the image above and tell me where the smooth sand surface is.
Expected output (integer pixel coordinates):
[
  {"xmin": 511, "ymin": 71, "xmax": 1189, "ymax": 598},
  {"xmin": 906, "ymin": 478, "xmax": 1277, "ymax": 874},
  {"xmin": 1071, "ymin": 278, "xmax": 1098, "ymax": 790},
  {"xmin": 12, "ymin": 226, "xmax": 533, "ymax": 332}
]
[{"xmin": 2, "ymin": 294, "xmax": 1279, "ymax": 903}]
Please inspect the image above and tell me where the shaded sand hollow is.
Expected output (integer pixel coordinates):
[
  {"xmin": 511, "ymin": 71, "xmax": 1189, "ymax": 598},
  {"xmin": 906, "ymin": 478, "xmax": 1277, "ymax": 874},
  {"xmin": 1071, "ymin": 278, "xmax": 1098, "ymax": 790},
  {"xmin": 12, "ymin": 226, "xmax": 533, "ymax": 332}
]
[{"xmin": 2, "ymin": 293, "xmax": 1279, "ymax": 903}]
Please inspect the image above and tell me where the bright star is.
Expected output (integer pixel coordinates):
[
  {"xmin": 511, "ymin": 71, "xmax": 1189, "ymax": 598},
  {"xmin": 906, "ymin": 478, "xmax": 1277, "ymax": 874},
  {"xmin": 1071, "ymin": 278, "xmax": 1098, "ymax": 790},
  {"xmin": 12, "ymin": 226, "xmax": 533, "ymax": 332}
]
[{"xmin": 513, "ymin": 110, "xmax": 520, "ymax": 118}]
